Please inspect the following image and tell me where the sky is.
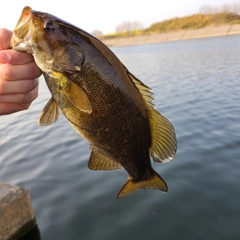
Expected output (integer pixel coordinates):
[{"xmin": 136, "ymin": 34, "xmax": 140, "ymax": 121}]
[{"xmin": 0, "ymin": 0, "xmax": 235, "ymax": 34}]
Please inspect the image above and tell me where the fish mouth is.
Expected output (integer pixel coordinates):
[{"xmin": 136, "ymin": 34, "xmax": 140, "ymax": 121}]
[{"xmin": 11, "ymin": 6, "xmax": 34, "ymax": 54}]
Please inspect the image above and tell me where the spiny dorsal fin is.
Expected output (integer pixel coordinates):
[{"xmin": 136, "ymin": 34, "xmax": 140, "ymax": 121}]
[
  {"xmin": 88, "ymin": 148, "xmax": 122, "ymax": 170},
  {"xmin": 117, "ymin": 170, "xmax": 168, "ymax": 198},
  {"xmin": 129, "ymin": 72, "xmax": 177, "ymax": 163},
  {"xmin": 128, "ymin": 72, "xmax": 154, "ymax": 108},
  {"xmin": 38, "ymin": 97, "xmax": 59, "ymax": 126}
]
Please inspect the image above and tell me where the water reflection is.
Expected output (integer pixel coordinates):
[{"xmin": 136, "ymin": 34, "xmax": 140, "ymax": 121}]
[{"xmin": 1, "ymin": 35, "xmax": 240, "ymax": 240}]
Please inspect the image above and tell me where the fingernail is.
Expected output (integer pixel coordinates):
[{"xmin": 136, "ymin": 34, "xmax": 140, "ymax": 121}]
[{"xmin": 0, "ymin": 52, "xmax": 9, "ymax": 63}]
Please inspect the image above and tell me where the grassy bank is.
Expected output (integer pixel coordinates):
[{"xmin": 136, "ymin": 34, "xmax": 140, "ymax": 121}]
[
  {"xmin": 146, "ymin": 12, "xmax": 240, "ymax": 33},
  {"xmin": 99, "ymin": 12, "xmax": 240, "ymax": 40}
]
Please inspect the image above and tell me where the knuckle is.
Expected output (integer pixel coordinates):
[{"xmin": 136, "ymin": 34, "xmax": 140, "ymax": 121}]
[
  {"xmin": 31, "ymin": 86, "xmax": 39, "ymax": 101},
  {"xmin": 30, "ymin": 62, "xmax": 42, "ymax": 78},
  {"xmin": 20, "ymin": 94, "xmax": 30, "ymax": 104},
  {"xmin": 21, "ymin": 78, "xmax": 38, "ymax": 94},
  {"xmin": 22, "ymin": 87, "xmax": 38, "ymax": 104},
  {"xmin": 25, "ymin": 80, "xmax": 35, "ymax": 93},
  {"xmin": 20, "ymin": 103, "xmax": 30, "ymax": 110}
]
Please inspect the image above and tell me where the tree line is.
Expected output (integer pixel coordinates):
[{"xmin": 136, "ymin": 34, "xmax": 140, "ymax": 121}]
[{"xmin": 199, "ymin": 2, "xmax": 240, "ymax": 15}]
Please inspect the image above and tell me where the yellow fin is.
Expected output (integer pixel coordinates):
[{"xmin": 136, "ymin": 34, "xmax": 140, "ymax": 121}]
[
  {"xmin": 51, "ymin": 72, "xmax": 92, "ymax": 113},
  {"xmin": 129, "ymin": 72, "xmax": 177, "ymax": 163},
  {"xmin": 117, "ymin": 170, "xmax": 168, "ymax": 198},
  {"xmin": 128, "ymin": 72, "xmax": 154, "ymax": 108},
  {"xmin": 38, "ymin": 97, "xmax": 59, "ymax": 126},
  {"xmin": 88, "ymin": 148, "xmax": 122, "ymax": 170},
  {"xmin": 65, "ymin": 80, "xmax": 92, "ymax": 113},
  {"xmin": 150, "ymin": 109, "xmax": 177, "ymax": 163}
]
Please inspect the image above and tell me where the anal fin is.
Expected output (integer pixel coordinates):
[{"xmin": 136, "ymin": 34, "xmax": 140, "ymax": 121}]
[
  {"xmin": 117, "ymin": 170, "xmax": 168, "ymax": 198},
  {"xmin": 88, "ymin": 148, "xmax": 122, "ymax": 170}
]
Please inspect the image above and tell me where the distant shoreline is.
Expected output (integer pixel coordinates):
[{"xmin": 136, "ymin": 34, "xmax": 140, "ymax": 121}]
[{"xmin": 102, "ymin": 24, "xmax": 240, "ymax": 47}]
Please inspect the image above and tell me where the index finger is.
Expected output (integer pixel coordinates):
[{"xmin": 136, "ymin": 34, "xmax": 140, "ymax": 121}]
[{"xmin": 0, "ymin": 49, "xmax": 34, "ymax": 65}]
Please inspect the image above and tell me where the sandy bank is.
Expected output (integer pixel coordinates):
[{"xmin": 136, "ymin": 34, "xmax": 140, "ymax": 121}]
[{"xmin": 102, "ymin": 24, "xmax": 240, "ymax": 47}]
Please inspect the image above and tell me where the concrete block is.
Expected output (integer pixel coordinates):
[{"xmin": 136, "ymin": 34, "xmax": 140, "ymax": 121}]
[
  {"xmin": 229, "ymin": 24, "xmax": 240, "ymax": 34},
  {"xmin": 0, "ymin": 182, "xmax": 35, "ymax": 240}
]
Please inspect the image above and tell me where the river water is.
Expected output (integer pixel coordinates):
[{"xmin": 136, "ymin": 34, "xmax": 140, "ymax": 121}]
[{"xmin": 1, "ymin": 34, "xmax": 240, "ymax": 240}]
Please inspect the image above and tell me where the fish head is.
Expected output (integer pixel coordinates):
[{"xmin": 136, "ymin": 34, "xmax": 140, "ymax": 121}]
[{"xmin": 11, "ymin": 6, "xmax": 84, "ymax": 73}]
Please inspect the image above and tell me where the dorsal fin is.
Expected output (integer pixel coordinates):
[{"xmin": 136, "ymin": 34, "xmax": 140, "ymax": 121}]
[
  {"xmin": 128, "ymin": 72, "xmax": 154, "ymax": 108},
  {"xmin": 128, "ymin": 72, "xmax": 177, "ymax": 163},
  {"xmin": 88, "ymin": 148, "xmax": 122, "ymax": 170}
]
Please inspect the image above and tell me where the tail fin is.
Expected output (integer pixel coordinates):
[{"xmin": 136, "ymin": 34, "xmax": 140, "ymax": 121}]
[{"xmin": 117, "ymin": 171, "xmax": 168, "ymax": 198}]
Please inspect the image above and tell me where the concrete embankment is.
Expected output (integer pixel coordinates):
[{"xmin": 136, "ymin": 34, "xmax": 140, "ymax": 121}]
[
  {"xmin": 102, "ymin": 24, "xmax": 240, "ymax": 47},
  {"xmin": 0, "ymin": 182, "xmax": 35, "ymax": 240}
]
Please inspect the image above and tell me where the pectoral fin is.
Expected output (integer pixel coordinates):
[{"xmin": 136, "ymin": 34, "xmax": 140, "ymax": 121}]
[
  {"xmin": 38, "ymin": 97, "xmax": 59, "ymax": 126},
  {"xmin": 64, "ymin": 80, "xmax": 92, "ymax": 113},
  {"xmin": 117, "ymin": 170, "xmax": 168, "ymax": 198},
  {"xmin": 50, "ymin": 72, "xmax": 92, "ymax": 113},
  {"xmin": 88, "ymin": 148, "xmax": 122, "ymax": 170}
]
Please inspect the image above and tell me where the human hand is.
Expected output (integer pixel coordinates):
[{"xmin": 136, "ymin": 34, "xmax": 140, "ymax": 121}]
[{"xmin": 0, "ymin": 28, "xmax": 42, "ymax": 115}]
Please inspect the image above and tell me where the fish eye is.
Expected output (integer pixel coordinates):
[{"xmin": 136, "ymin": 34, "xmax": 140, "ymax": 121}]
[{"xmin": 44, "ymin": 21, "xmax": 57, "ymax": 31}]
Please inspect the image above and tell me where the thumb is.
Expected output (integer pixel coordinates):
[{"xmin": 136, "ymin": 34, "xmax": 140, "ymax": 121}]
[{"xmin": 0, "ymin": 28, "xmax": 12, "ymax": 50}]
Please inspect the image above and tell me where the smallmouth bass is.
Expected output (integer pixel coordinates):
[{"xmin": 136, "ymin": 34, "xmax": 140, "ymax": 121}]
[{"xmin": 11, "ymin": 6, "xmax": 177, "ymax": 198}]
